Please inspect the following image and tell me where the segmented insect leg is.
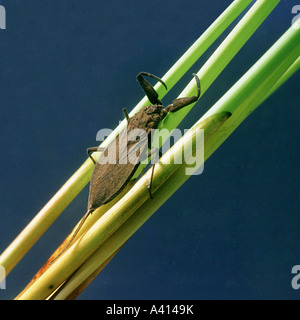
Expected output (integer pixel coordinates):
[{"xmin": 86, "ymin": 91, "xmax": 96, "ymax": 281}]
[
  {"xmin": 122, "ymin": 108, "xmax": 130, "ymax": 123},
  {"xmin": 166, "ymin": 73, "xmax": 201, "ymax": 113},
  {"xmin": 146, "ymin": 148, "xmax": 162, "ymax": 199},
  {"xmin": 87, "ymin": 147, "xmax": 105, "ymax": 164},
  {"xmin": 49, "ymin": 208, "xmax": 94, "ymax": 264}
]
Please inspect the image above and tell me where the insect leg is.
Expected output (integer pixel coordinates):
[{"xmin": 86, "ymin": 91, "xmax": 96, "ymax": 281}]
[
  {"xmin": 136, "ymin": 72, "xmax": 167, "ymax": 105},
  {"xmin": 166, "ymin": 74, "xmax": 201, "ymax": 113},
  {"xmin": 87, "ymin": 147, "xmax": 105, "ymax": 164},
  {"xmin": 49, "ymin": 208, "xmax": 94, "ymax": 264},
  {"xmin": 122, "ymin": 108, "xmax": 130, "ymax": 123},
  {"xmin": 146, "ymin": 148, "xmax": 162, "ymax": 199}
]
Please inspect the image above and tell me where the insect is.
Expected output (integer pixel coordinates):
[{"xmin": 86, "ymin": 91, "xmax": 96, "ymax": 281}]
[{"xmin": 58, "ymin": 72, "xmax": 201, "ymax": 256}]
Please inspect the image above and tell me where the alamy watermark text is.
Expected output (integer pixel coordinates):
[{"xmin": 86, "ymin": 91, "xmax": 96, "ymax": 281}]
[{"xmin": 0, "ymin": 5, "xmax": 6, "ymax": 29}]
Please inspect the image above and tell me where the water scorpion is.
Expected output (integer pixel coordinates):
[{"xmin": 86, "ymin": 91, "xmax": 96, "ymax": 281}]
[{"xmin": 59, "ymin": 72, "xmax": 201, "ymax": 256}]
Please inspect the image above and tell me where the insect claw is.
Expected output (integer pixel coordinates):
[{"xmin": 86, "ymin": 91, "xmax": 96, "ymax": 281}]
[
  {"xmin": 147, "ymin": 184, "xmax": 154, "ymax": 200},
  {"xmin": 167, "ymin": 73, "xmax": 201, "ymax": 112},
  {"xmin": 137, "ymin": 72, "xmax": 166, "ymax": 105}
]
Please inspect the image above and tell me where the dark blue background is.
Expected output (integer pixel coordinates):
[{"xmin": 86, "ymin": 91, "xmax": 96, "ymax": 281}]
[{"xmin": 0, "ymin": 0, "xmax": 299, "ymax": 300}]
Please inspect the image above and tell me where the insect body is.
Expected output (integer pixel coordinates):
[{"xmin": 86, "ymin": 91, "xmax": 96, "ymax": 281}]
[{"xmin": 60, "ymin": 72, "xmax": 201, "ymax": 255}]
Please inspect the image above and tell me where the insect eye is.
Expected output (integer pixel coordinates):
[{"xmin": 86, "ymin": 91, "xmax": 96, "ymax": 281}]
[{"xmin": 136, "ymin": 136, "xmax": 140, "ymax": 141}]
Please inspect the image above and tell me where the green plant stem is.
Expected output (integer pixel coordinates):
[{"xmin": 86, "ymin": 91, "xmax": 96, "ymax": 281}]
[
  {"xmin": 0, "ymin": 0, "xmax": 253, "ymax": 277},
  {"xmin": 160, "ymin": 0, "xmax": 280, "ymax": 133},
  {"xmin": 52, "ymin": 25, "xmax": 300, "ymax": 300},
  {"xmin": 53, "ymin": 56, "xmax": 299, "ymax": 300},
  {"xmin": 263, "ymin": 56, "xmax": 300, "ymax": 101},
  {"xmin": 22, "ymin": 0, "xmax": 278, "ymax": 292},
  {"xmin": 16, "ymin": 22, "xmax": 299, "ymax": 301}
]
